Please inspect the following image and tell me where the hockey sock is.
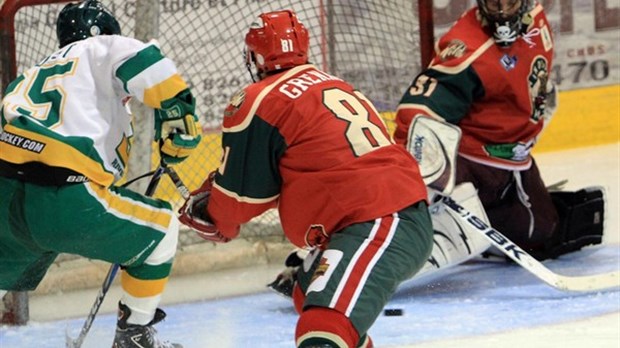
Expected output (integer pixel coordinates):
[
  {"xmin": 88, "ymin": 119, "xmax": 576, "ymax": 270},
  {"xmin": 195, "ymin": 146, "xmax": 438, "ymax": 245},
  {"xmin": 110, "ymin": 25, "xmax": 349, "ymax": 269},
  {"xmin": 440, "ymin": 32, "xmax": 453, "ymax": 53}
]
[{"xmin": 296, "ymin": 307, "xmax": 360, "ymax": 348}]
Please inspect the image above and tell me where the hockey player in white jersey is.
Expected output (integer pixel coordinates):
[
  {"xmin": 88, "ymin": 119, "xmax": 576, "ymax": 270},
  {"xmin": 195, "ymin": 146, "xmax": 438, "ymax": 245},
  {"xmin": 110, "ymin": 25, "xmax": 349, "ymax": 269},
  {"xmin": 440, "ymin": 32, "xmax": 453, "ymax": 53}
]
[{"xmin": 0, "ymin": 1, "xmax": 200, "ymax": 347}]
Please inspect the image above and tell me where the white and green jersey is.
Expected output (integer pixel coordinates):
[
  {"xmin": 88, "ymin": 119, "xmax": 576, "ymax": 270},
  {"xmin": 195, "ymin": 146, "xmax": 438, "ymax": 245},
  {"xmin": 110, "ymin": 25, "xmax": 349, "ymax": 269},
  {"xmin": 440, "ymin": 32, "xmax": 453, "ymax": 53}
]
[{"xmin": 0, "ymin": 35, "xmax": 188, "ymax": 186}]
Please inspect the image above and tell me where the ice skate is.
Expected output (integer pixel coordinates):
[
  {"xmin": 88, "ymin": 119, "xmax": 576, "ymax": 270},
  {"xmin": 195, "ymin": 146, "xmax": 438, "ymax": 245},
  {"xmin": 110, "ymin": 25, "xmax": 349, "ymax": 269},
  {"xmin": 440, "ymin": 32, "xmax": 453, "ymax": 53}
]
[{"xmin": 112, "ymin": 302, "xmax": 182, "ymax": 348}]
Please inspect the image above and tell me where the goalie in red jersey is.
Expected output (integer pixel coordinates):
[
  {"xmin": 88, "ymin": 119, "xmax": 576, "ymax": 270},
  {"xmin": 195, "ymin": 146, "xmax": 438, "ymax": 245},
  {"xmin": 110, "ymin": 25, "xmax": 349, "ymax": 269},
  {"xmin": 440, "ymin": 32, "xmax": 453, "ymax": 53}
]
[
  {"xmin": 178, "ymin": 9, "xmax": 433, "ymax": 348},
  {"xmin": 394, "ymin": 0, "xmax": 604, "ymax": 261}
]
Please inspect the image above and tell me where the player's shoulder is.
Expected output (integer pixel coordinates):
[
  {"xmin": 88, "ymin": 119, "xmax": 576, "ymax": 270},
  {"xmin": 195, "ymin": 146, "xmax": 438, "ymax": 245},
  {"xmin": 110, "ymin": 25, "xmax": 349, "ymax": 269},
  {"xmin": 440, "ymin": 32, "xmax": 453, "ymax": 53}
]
[
  {"xmin": 530, "ymin": 2, "xmax": 550, "ymax": 21},
  {"xmin": 223, "ymin": 87, "xmax": 251, "ymax": 122},
  {"xmin": 221, "ymin": 80, "xmax": 267, "ymax": 130},
  {"xmin": 527, "ymin": 3, "xmax": 552, "ymax": 31},
  {"xmin": 432, "ymin": 8, "xmax": 492, "ymax": 69},
  {"xmin": 80, "ymin": 34, "xmax": 141, "ymax": 47},
  {"xmin": 79, "ymin": 35, "xmax": 156, "ymax": 58},
  {"xmin": 222, "ymin": 65, "xmax": 350, "ymax": 130}
]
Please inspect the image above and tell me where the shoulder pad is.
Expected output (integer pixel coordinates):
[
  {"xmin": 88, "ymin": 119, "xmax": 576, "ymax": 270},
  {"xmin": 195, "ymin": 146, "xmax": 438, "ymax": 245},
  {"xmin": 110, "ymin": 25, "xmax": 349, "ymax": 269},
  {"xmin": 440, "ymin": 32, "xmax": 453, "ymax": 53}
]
[{"xmin": 431, "ymin": 8, "xmax": 492, "ymax": 68}]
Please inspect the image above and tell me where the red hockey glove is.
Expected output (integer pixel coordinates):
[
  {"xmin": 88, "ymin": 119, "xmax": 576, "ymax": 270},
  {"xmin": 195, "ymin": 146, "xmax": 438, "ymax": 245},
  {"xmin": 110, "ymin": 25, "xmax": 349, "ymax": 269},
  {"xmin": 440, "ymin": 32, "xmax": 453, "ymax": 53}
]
[{"xmin": 178, "ymin": 171, "xmax": 231, "ymax": 243}]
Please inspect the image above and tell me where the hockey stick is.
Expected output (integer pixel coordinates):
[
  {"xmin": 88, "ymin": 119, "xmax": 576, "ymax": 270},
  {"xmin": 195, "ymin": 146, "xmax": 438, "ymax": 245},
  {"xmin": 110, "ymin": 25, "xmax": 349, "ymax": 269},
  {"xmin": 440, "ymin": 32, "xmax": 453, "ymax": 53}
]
[
  {"xmin": 163, "ymin": 165, "xmax": 190, "ymax": 200},
  {"xmin": 66, "ymin": 164, "xmax": 168, "ymax": 348},
  {"xmin": 441, "ymin": 196, "xmax": 620, "ymax": 292}
]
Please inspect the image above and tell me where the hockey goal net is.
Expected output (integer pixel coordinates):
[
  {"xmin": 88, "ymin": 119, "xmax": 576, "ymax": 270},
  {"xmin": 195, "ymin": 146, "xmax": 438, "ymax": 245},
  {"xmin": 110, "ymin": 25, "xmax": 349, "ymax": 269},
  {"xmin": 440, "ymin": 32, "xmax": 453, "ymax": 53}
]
[{"xmin": 0, "ymin": 0, "xmax": 432, "ymax": 325}]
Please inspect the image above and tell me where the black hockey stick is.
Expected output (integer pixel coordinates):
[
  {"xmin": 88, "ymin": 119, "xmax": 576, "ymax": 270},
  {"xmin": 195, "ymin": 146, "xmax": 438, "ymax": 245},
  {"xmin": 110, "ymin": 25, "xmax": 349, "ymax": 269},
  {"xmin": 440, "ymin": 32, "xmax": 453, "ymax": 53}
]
[
  {"xmin": 65, "ymin": 164, "xmax": 168, "ymax": 348},
  {"xmin": 441, "ymin": 196, "xmax": 620, "ymax": 292},
  {"xmin": 163, "ymin": 165, "xmax": 190, "ymax": 200}
]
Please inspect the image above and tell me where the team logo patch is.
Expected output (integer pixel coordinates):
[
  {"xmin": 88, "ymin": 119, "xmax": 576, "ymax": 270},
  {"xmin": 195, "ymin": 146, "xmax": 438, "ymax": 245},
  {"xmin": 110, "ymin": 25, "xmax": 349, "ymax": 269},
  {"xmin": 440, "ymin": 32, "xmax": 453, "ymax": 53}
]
[
  {"xmin": 305, "ymin": 224, "xmax": 329, "ymax": 247},
  {"xmin": 500, "ymin": 54, "xmax": 518, "ymax": 71},
  {"xmin": 484, "ymin": 140, "xmax": 534, "ymax": 162},
  {"xmin": 439, "ymin": 40, "xmax": 466, "ymax": 61},
  {"xmin": 224, "ymin": 90, "xmax": 246, "ymax": 117},
  {"xmin": 307, "ymin": 249, "xmax": 343, "ymax": 294},
  {"xmin": 311, "ymin": 257, "xmax": 331, "ymax": 284}
]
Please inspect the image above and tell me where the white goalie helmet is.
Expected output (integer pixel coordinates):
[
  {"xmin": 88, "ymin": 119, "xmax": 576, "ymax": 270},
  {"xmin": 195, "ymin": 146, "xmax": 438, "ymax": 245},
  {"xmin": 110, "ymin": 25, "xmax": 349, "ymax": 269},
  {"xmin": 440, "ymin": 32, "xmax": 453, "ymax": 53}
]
[{"xmin": 476, "ymin": 0, "xmax": 534, "ymax": 47}]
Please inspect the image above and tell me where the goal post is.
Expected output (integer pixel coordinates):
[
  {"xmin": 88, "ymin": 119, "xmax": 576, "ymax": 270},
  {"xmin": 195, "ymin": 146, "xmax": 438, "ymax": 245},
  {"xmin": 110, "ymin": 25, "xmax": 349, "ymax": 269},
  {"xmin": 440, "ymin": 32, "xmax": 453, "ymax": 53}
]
[
  {"xmin": 0, "ymin": 0, "xmax": 433, "ymax": 325},
  {"xmin": 417, "ymin": 0, "xmax": 435, "ymax": 69}
]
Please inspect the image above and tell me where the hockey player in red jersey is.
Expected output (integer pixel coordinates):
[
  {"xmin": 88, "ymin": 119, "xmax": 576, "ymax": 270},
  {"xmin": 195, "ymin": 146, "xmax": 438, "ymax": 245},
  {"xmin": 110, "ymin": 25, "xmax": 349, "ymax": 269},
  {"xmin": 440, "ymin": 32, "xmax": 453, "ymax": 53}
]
[
  {"xmin": 178, "ymin": 10, "xmax": 433, "ymax": 348},
  {"xmin": 394, "ymin": 0, "xmax": 604, "ymax": 260}
]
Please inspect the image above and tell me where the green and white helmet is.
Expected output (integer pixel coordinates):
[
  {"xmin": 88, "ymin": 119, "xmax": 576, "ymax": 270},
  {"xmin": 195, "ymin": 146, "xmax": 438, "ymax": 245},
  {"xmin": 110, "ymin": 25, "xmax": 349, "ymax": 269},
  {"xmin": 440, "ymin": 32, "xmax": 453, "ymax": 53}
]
[{"xmin": 56, "ymin": 0, "xmax": 121, "ymax": 48}]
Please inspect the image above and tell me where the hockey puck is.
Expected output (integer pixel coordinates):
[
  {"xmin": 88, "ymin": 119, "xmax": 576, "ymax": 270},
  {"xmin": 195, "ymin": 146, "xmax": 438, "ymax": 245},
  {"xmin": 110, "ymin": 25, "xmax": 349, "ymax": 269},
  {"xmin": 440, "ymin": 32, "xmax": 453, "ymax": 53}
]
[{"xmin": 383, "ymin": 308, "xmax": 403, "ymax": 316}]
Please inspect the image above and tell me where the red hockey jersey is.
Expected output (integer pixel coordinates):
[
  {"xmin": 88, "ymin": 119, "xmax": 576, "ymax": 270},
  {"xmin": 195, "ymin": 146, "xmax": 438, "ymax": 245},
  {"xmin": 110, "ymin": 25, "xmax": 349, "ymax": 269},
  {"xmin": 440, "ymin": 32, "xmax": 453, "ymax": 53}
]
[
  {"xmin": 207, "ymin": 64, "xmax": 427, "ymax": 247},
  {"xmin": 395, "ymin": 3, "xmax": 554, "ymax": 170}
]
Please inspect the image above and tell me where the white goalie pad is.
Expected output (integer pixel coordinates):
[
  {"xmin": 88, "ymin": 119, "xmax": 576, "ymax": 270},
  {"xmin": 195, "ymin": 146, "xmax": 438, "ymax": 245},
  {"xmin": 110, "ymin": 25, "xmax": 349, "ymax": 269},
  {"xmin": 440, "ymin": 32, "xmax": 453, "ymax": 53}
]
[
  {"xmin": 406, "ymin": 116, "xmax": 461, "ymax": 196},
  {"xmin": 414, "ymin": 182, "xmax": 491, "ymax": 281}
]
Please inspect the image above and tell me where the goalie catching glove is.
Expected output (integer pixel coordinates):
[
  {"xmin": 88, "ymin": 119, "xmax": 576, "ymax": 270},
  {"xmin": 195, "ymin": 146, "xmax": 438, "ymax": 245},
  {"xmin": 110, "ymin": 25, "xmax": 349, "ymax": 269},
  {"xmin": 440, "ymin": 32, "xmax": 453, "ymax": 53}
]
[
  {"xmin": 154, "ymin": 89, "xmax": 202, "ymax": 164},
  {"xmin": 178, "ymin": 171, "xmax": 231, "ymax": 243}
]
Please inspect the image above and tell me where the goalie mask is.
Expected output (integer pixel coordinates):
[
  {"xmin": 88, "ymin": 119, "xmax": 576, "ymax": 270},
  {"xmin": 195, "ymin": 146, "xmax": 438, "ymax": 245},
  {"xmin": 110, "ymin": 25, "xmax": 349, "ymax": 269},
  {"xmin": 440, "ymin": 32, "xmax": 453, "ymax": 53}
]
[
  {"xmin": 244, "ymin": 10, "xmax": 309, "ymax": 81},
  {"xmin": 56, "ymin": 0, "xmax": 121, "ymax": 48},
  {"xmin": 477, "ymin": 0, "xmax": 533, "ymax": 47}
]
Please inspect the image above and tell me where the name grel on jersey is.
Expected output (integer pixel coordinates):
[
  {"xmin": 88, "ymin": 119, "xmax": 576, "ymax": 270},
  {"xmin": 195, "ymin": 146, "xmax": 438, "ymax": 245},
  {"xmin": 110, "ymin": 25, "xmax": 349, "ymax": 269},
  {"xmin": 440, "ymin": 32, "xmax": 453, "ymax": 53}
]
[{"xmin": 278, "ymin": 70, "xmax": 343, "ymax": 99}]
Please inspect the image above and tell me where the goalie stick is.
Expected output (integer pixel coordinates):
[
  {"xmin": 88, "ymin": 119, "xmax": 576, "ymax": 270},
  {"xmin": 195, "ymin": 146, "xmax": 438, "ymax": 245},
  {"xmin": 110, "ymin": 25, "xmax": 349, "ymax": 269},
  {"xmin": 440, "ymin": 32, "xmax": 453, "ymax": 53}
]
[
  {"xmin": 66, "ymin": 163, "xmax": 178, "ymax": 348},
  {"xmin": 441, "ymin": 196, "xmax": 620, "ymax": 292}
]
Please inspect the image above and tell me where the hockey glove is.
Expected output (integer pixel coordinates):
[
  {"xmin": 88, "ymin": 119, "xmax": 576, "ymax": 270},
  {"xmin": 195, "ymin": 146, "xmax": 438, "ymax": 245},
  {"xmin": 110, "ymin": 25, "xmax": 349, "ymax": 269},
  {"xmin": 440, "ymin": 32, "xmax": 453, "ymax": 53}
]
[
  {"xmin": 178, "ymin": 171, "xmax": 231, "ymax": 243},
  {"xmin": 154, "ymin": 89, "xmax": 202, "ymax": 164},
  {"xmin": 267, "ymin": 248, "xmax": 309, "ymax": 298}
]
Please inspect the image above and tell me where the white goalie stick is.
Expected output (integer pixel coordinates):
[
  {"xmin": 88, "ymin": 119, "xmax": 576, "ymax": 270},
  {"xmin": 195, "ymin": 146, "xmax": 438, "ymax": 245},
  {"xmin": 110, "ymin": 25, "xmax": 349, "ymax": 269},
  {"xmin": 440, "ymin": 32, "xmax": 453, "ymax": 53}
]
[
  {"xmin": 441, "ymin": 196, "xmax": 620, "ymax": 292},
  {"xmin": 65, "ymin": 164, "xmax": 190, "ymax": 348}
]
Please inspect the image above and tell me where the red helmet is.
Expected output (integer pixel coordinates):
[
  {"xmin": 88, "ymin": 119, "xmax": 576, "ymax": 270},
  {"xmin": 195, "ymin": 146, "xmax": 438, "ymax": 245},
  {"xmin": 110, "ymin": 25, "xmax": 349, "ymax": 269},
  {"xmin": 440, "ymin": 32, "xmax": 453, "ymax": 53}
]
[{"xmin": 244, "ymin": 10, "xmax": 309, "ymax": 80}]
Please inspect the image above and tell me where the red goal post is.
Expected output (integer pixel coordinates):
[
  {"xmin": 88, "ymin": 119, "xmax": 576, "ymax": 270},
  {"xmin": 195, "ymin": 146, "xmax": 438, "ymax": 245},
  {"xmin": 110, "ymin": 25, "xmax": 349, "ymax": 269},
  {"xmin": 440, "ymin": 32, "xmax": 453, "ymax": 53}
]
[{"xmin": 0, "ymin": 0, "xmax": 435, "ymax": 325}]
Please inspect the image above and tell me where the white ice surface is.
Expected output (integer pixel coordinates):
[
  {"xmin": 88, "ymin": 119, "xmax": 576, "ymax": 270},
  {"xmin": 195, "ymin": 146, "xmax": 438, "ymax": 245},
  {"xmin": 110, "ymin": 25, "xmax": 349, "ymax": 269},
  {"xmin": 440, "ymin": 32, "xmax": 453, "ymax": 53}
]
[{"xmin": 1, "ymin": 143, "xmax": 619, "ymax": 348}]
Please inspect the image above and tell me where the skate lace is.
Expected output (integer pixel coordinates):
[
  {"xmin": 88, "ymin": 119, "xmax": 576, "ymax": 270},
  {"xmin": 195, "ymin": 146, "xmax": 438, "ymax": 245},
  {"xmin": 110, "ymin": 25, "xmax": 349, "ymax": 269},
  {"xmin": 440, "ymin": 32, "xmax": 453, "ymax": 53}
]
[
  {"xmin": 145, "ymin": 326, "xmax": 157, "ymax": 345},
  {"xmin": 145, "ymin": 326, "xmax": 177, "ymax": 348},
  {"xmin": 125, "ymin": 325, "xmax": 174, "ymax": 348}
]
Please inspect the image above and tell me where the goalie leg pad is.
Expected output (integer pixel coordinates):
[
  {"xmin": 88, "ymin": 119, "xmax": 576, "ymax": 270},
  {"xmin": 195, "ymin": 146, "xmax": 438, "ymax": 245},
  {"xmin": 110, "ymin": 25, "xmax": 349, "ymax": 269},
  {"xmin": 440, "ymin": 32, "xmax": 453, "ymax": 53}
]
[
  {"xmin": 415, "ymin": 182, "xmax": 491, "ymax": 280},
  {"xmin": 544, "ymin": 187, "xmax": 605, "ymax": 259}
]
